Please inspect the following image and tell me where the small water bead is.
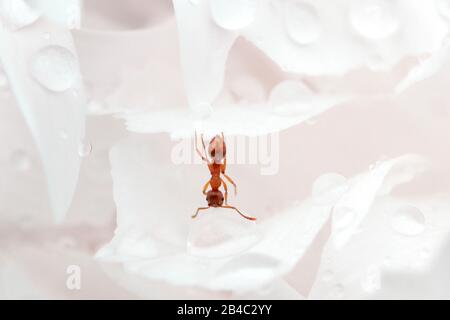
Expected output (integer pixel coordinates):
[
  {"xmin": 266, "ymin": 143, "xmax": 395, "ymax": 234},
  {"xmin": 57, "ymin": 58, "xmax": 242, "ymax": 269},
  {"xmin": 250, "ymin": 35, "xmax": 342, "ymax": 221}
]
[
  {"xmin": 210, "ymin": 0, "xmax": 257, "ymax": 30},
  {"xmin": 349, "ymin": 0, "xmax": 399, "ymax": 40},
  {"xmin": 78, "ymin": 139, "xmax": 92, "ymax": 158},
  {"xmin": 10, "ymin": 149, "xmax": 32, "ymax": 171},
  {"xmin": 312, "ymin": 173, "xmax": 349, "ymax": 205},
  {"xmin": 391, "ymin": 205, "xmax": 425, "ymax": 236},
  {"xmin": 283, "ymin": 1, "xmax": 321, "ymax": 45},
  {"xmin": 29, "ymin": 45, "xmax": 77, "ymax": 92},
  {"xmin": 269, "ymin": 80, "xmax": 315, "ymax": 116},
  {"xmin": 436, "ymin": 0, "xmax": 450, "ymax": 20},
  {"xmin": 0, "ymin": 0, "xmax": 40, "ymax": 30}
]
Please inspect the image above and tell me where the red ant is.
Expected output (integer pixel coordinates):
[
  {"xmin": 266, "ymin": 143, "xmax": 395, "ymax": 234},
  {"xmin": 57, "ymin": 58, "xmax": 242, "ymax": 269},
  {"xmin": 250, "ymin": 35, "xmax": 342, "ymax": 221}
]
[{"xmin": 192, "ymin": 131, "xmax": 256, "ymax": 221}]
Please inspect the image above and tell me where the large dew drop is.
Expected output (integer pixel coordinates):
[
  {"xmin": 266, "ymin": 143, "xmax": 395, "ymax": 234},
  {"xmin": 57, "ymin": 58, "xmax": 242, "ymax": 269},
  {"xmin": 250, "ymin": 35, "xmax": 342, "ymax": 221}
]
[
  {"xmin": 312, "ymin": 173, "xmax": 348, "ymax": 205},
  {"xmin": 391, "ymin": 205, "xmax": 425, "ymax": 236},
  {"xmin": 29, "ymin": 46, "xmax": 78, "ymax": 92},
  {"xmin": 210, "ymin": 0, "xmax": 257, "ymax": 30},
  {"xmin": 269, "ymin": 80, "xmax": 315, "ymax": 116},
  {"xmin": 349, "ymin": 0, "xmax": 399, "ymax": 39},
  {"xmin": 283, "ymin": 1, "xmax": 321, "ymax": 45},
  {"xmin": 0, "ymin": 0, "xmax": 40, "ymax": 30},
  {"xmin": 187, "ymin": 209, "xmax": 259, "ymax": 259}
]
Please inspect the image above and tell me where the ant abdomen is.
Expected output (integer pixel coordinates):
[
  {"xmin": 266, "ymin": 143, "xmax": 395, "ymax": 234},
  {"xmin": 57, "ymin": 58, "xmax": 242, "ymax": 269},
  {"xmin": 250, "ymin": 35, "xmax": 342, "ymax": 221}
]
[{"xmin": 206, "ymin": 190, "xmax": 224, "ymax": 207}]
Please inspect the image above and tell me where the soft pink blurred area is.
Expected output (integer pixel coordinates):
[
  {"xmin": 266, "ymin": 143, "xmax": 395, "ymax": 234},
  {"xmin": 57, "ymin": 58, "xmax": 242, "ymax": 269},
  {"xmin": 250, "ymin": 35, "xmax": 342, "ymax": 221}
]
[{"xmin": 1, "ymin": 0, "xmax": 450, "ymax": 299}]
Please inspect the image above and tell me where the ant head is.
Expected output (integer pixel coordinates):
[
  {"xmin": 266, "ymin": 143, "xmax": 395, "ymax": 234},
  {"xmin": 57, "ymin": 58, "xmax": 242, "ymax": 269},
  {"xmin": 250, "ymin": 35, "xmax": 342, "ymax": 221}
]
[
  {"xmin": 206, "ymin": 190, "xmax": 224, "ymax": 207},
  {"xmin": 208, "ymin": 134, "xmax": 226, "ymax": 164}
]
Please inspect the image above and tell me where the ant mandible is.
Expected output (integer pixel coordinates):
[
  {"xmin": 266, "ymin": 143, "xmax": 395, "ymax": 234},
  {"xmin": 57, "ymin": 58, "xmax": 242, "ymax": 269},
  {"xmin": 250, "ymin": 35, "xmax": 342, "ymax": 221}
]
[{"xmin": 192, "ymin": 131, "xmax": 256, "ymax": 221}]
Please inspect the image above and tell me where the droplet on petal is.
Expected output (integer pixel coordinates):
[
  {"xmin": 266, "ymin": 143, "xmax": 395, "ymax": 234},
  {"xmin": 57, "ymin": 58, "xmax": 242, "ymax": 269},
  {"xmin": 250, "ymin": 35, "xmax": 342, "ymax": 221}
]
[
  {"xmin": 349, "ymin": 0, "xmax": 399, "ymax": 40},
  {"xmin": 283, "ymin": 1, "xmax": 321, "ymax": 45},
  {"xmin": 187, "ymin": 209, "xmax": 259, "ymax": 259},
  {"xmin": 0, "ymin": 0, "xmax": 40, "ymax": 30},
  {"xmin": 29, "ymin": 45, "xmax": 78, "ymax": 92},
  {"xmin": 269, "ymin": 80, "xmax": 315, "ymax": 116},
  {"xmin": 210, "ymin": 0, "xmax": 257, "ymax": 30},
  {"xmin": 391, "ymin": 205, "xmax": 425, "ymax": 236},
  {"xmin": 312, "ymin": 173, "xmax": 349, "ymax": 205}
]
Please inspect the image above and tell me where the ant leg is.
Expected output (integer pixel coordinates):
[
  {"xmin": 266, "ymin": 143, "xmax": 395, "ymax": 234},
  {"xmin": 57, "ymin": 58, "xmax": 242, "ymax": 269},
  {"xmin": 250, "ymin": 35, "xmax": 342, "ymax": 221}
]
[
  {"xmin": 222, "ymin": 173, "xmax": 237, "ymax": 196},
  {"xmin": 221, "ymin": 178, "xmax": 229, "ymax": 205},
  {"xmin": 222, "ymin": 205, "xmax": 256, "ymax": 221},
  {"xmin": 202, "ymin": 180, "xmax": 210, "ymax": 195},
  {"xmin": 195, "ymin": 131, "xmax": 210, "ymax": 163},
  {"xmin": 192, "ymin": 206, "xmax": 209, "ymax": 219}
]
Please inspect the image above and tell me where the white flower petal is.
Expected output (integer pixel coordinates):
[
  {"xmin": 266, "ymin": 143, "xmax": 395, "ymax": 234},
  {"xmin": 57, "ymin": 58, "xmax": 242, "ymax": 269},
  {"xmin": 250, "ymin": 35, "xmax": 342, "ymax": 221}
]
[
  {"xmin": 172, "ymin": 0, "xmax": 238, "ymax": 110},
  {"xmin": 0, "ymin": 18, "xmax": 86, "ymax": 222}
]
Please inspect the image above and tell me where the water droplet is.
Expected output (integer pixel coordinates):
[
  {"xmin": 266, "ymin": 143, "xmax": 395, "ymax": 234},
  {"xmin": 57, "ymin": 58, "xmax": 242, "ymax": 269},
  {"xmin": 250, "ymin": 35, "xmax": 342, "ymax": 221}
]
[
  {"xmin": 333, "ymin": 206, "xmax": 356, "ymax": 229},
  {"xmin": 284, "ymin": 1, "xmax": 321, "ymax": 45},
  {"xmin": 330, "ymin": 284, "xmax": 344, "ymax": 298},
  {"xmin": 187, "ymin": 209, "xmax": 260, "ymax": 258},
  {"xmin": 78, "ymin": 139, "xmax": 92, "ymax": 158},
  {"xmin": 322, "ymin": 270, "xmax": 334, "ymax": 281},
  {"xmin": 210, "ymin": 0, "xmax": 257, "ymax": 30},
  {"xmin": 269, "ymin": 80, "xmax": 315, "ymax": 116},
  {"xmin": 29, "ymin": 45, "xmax": 77, "ymax": 92},
  {"xmin": 0, "ymin": 0, "xmax": 40, "ymax": 30},
  {"xmin": 391, "ymin": 205, "xmax": 425, "ymax": 236},
  {"xmin": 10, "ymin": 150, "xmax": 32, "ymax": 171},
  {"xmin": 437, "ymin": 0, "xmax": 450, "ymax": 20},
  {"xmin": 312, "ymin": 173, "xmax": 348, "ymax": 205},
  {"xmin": 349, "ymin": 0, "xmax": 399, "ymax": 39}
]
